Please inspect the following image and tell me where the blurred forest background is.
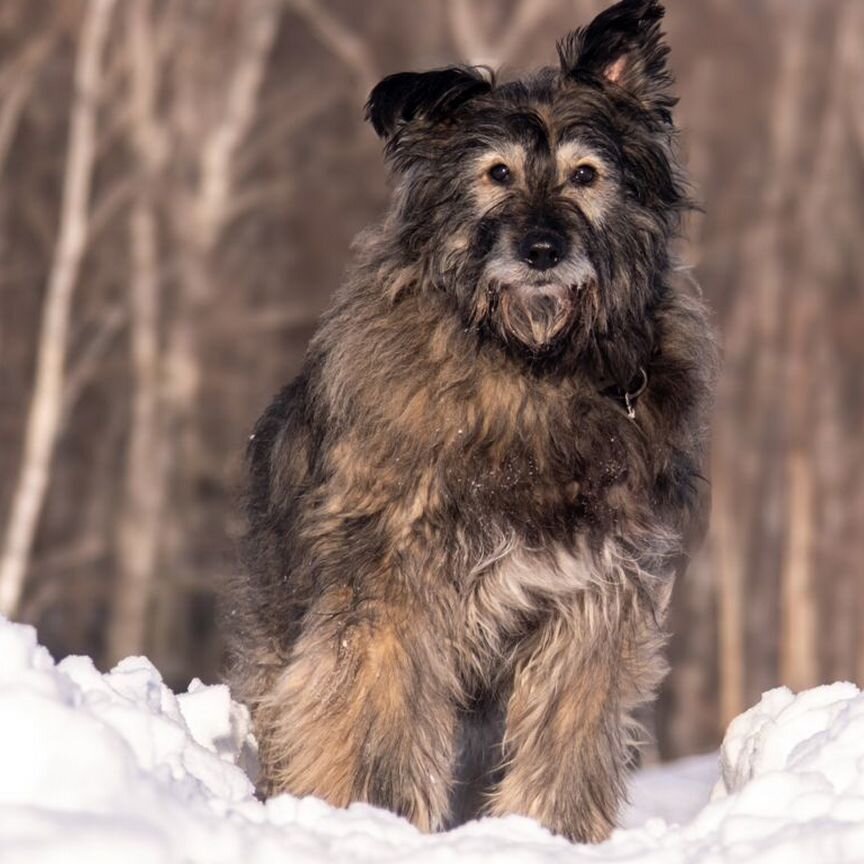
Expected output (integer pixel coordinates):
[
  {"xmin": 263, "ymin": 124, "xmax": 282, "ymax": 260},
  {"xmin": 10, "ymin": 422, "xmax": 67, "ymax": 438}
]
[{"xmin": 1, "ymin": 0, "xmax": 862, "ymax": 760}]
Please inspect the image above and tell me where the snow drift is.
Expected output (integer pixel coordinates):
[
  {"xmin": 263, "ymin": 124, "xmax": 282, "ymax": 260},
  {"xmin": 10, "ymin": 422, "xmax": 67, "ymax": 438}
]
[{"xmin": 1, "ymin": 616, "xmax": 863, "ymax": 863}]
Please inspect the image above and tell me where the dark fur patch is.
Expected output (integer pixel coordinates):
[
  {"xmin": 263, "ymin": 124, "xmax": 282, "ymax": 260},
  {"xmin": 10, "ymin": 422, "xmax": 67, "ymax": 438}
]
[
  {"xmin": 228, "ymin": 0, "xmax": 717, "ymax": 844},
  {"xmin": 558, "ymin": 0, "xmax": 676, "ymax": 124},
  {"xmin": 365, "ymin": 67, "xmax": 493, "ymax": 140}
]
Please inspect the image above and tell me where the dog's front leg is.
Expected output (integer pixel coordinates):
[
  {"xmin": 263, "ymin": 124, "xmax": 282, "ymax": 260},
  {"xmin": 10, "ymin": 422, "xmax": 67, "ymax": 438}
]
[
  {"xmin": 252, "ymin": 581, "xmax": 460, "ymax": 831},
  {"xmin": 488, "ymin": 591, "xmax": 667, "ymax": 843}
]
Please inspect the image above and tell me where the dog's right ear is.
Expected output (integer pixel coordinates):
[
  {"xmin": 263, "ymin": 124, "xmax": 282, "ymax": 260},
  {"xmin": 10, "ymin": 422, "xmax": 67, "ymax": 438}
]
[{"xmin": 365, "ymin": 67, "xmax": 492, "ymax": 140}]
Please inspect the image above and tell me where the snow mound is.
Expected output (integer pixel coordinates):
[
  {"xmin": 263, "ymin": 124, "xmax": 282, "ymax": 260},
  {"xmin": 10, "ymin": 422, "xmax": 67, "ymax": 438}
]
[{"xmin": 1, "ymin": 617, "xmax": 863, "ymax": 863}]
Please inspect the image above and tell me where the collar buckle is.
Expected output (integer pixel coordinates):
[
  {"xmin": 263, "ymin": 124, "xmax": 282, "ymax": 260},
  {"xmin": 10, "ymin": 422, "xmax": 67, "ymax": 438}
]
[{"xmin": 600, "ymin": 366, "xmax": 648, "ymax": 420}]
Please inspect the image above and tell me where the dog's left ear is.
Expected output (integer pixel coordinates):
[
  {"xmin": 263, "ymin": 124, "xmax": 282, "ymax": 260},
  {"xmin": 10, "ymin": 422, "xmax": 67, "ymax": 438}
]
[
  {"xmin": 557, "ymin": 0, "xmax": 675, "ymax": 122},
  {"xmin": 365, "ymin": 66, "xmax": 492, "ymax": 140}
]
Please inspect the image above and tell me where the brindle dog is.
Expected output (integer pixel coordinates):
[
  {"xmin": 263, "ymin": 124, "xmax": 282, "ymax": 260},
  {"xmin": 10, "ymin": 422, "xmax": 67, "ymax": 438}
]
[{"xmin": 228, "ymin": 0, "xmax": 717, "ymax": 843}]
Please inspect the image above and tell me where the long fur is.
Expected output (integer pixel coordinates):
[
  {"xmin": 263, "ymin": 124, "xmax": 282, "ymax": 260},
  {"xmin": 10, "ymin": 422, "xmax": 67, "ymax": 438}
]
[{"xmin": 227, "ymin": 0, "xmax": 717, "ymax": 843}]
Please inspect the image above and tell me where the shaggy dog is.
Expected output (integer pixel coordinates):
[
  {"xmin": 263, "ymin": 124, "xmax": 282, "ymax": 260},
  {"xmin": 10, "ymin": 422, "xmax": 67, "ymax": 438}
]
[{"xmin": 229, "ymin": 0, "xmax": 716, "ymax": 843}]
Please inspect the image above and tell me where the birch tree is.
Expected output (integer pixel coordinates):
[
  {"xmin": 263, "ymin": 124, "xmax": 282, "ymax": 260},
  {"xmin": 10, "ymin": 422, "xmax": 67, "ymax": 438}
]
[{"xmin": 0, "ymin": 0, "xmax": 117, "ymax": 617}]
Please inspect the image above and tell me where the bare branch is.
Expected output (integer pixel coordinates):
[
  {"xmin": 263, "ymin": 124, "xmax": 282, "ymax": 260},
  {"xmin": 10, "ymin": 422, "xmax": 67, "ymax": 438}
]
[
  {"xmin": 447, "ymin": 0, "xmax": 552, "ymax": 66},
  {"xmin": 89, "ymin": 175, "xmax": 136, "ymax": 240},
  {"xmin": 216, "ymin": 306, "xmax": 318, "ymax": 333},
  {"xmin": 283, "ymin": 0, "xmax": 376, "ymax": 96},
  {"xmin": 0, "ymin": 0, "xmax": 118, "ymax": 617},
  {"xmin": 162, "ymin": 0, "xmax": 283, "ymax": 455},
  {"xmin": 225, "ymin": 177, "xmax": 295, "ymax": 222},
  {"xmin": 234, "ymin": 82, "xmax": 339, "ymax": 176},
  {"xmin": 62, "ymin": 304, "xmax": 126, "ymax": 419},
  {"xmin": 447, "ymin": 0, "xmax": 487, "ymax": 65},
  {"xmin": 18, "ymin": 556, "xmax": 104, "ymax": 622},
  {"xmin": 193, "ymin": 0, "xmax": 283, "ymax": 251},
  {"xmin": 0, "ymin": 26, "xmax": 55, "ymax": 94},
  {"xmin": 712, "ymin": 2, "xmax": 813, "ymax": 723},
  {"xmin": 496, "ymin": 0, "xmax": 553, "ymax": 63},
  {"xmin": 106, "ymin": 0, "xmax": 167, "ymax": 663},
  {"xmin": 779, "ymin": 0, "xmax": 860, "ymax": 692},
  {"xmin": 0, "ymin": 32, "xmax": 56, "ymax": 183}
]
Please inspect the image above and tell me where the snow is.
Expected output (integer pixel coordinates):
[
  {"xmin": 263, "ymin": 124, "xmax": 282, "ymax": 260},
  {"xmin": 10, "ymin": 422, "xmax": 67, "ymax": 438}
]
[
  {"xmin": 623, "ymin": 751, "xmax": 718, "ymax": 828},
  {"xmin": 1, "ymin": 616, "xmax": 863, "ymax": 863}
]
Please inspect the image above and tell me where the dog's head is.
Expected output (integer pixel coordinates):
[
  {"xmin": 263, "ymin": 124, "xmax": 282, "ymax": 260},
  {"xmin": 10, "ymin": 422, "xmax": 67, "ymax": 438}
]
[{"xmin": 366, "ymin": 0, "xmax": 687, "ymax": 362}]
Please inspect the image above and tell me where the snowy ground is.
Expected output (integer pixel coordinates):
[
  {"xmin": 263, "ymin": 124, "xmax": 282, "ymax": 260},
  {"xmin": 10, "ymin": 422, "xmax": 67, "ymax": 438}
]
[{"xmin": 1, "ymin": 617, "xmax": 863, "ymax": 863}]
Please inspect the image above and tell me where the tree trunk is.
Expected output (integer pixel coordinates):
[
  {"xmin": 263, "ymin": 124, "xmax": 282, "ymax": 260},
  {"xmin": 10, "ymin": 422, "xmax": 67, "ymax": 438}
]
[
  {"xmin": 106, "ymin": 0, "xmax": 165, "ymax": 663},
  {"xmin": 0, "ymin": 0, "xmax": 116, "ymax": 617}
]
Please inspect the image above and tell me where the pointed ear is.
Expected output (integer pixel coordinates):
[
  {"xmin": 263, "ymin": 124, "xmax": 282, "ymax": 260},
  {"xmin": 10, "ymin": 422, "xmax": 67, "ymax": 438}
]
[
  {"xmin": 557, "ymin": 0, "xmax": 675, "ymax": 122},
  {"xmin": 365, "ymin": 66, "xmax": 492, "ymax": 140}
]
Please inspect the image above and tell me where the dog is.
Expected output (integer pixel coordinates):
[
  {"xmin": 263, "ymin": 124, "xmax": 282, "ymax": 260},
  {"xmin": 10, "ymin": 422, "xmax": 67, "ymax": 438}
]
[{"xmin": 228, "ymin": 0, "xmax": 716, "ymax": 843}]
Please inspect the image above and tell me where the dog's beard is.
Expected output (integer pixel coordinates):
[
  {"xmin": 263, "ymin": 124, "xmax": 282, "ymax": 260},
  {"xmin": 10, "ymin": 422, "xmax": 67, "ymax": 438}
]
[
  {"xmin": 499, "ymin": 283, "xmax": 575, "ymax": 349},
  {"xmin": 480, "ymin": 256, "xmax": 597, "ymax": 352}
]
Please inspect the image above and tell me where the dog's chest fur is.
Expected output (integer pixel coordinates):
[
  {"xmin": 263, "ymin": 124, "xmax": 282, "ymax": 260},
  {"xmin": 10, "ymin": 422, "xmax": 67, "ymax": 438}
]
[
  {"xmin": 460, "ymin": 540, "xmax": 603, "ymax": 663},
  {"xmin": 425, "ymin": 386, "xmax": 668, "ymax": 680}
]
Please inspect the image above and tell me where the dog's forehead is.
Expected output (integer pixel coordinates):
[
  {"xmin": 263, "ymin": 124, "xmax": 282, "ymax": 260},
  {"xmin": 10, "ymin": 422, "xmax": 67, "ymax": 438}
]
[
  {"xmin": 470, "ymin": 81, "xmax": 619, "ymax": 161},
  {"xmin": 470, "ymin": 111, "xmax": 611, "ymax": 174}
]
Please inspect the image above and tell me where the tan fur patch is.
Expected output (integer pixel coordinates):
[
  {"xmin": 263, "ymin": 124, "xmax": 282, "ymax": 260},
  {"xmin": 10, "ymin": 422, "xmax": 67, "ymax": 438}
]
[
  {"xmin": 471, "ymin": 144, "xmax": 527, "ymax": 213},
  {"xmin": 254, "ymin": 601, "xmax": 459, "ymax": 832},
  {"xmin": 461, "ymin": 537, "xmax": 632, "ymax": 678},
  {"xmin": 555, "ymin": 140, "xmax": 617, "ymax": 225},
  {"xmin": 484, "ymin": 573, "xmax": 668, "ymax": 843}
]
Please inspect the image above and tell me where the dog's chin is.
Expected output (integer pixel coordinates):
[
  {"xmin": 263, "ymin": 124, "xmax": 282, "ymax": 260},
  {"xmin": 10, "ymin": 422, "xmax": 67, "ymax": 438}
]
[{"xmin": 497, "ymin": 283, "xmax": 578, "ymax": 353}]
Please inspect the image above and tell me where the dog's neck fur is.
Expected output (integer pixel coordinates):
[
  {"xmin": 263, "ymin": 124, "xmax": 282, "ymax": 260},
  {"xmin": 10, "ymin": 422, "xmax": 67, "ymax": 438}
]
[
  {"xmin": 367, "ymin": 242, "xmax": 663, "ymax": 396},
  {"xmin": 311, "ymin": 251, "xmax": 687, "ymax": 476}
]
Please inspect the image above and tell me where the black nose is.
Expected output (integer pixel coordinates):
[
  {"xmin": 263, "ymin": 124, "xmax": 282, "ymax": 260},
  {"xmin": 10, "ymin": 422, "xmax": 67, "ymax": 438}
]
[{"xmin": 518, "ymin": 230, "xmax": 567, "ymax": 271}]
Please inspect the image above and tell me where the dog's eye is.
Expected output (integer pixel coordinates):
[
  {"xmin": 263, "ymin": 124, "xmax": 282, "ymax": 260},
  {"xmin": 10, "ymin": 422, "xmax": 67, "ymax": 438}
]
[
  {"xmin": 488, "ymin": 163, "xmax": 511, "ymax": 184},
  {"xmin": 571, "ymin": 164, "xmax": 598, "ymax": 187}
]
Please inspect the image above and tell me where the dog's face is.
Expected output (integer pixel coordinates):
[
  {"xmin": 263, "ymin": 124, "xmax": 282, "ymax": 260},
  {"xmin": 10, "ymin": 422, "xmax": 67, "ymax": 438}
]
[{"xmin": 366, "ymin": 0, "xmax": 686, "ymax": 360}]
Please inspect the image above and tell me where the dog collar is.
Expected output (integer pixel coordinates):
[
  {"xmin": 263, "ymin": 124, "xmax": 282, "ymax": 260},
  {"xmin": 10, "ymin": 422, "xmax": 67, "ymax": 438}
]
[{"xmin": 599, "ymin": 366, "xmax": 648, "ymax": 420}]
